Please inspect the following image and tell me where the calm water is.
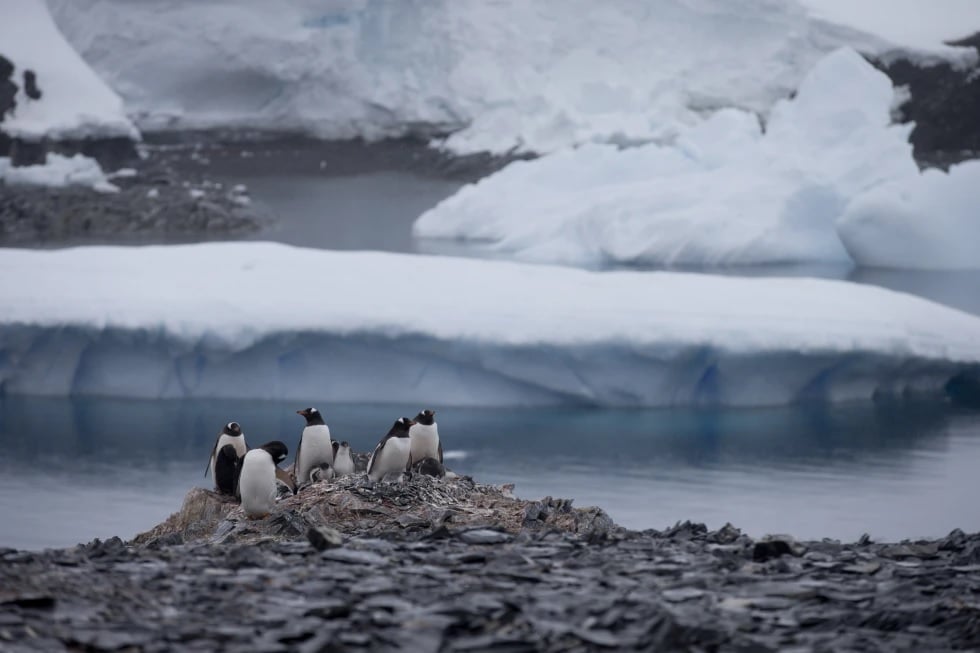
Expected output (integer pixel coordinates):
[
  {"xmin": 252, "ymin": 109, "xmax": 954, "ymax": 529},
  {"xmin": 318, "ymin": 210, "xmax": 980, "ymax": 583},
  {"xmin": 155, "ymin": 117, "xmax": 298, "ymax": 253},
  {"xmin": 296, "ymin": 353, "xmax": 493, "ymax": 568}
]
[
  {"xmin": 1, "ymin": 395, "xmax": 978, "ymax": 550},
  {"xmin": 2, "ymin": 140, "xmax": 979, "ymax": 550}
]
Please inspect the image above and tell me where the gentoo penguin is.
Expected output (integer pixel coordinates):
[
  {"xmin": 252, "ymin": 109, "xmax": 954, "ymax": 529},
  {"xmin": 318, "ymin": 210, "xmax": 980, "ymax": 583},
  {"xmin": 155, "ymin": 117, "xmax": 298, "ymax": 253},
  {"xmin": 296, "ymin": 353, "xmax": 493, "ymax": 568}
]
[
  {"xmin": 366, "ymin": 418, "xmax": 414, "ymax": 482},
  {"xmin": 409, "ymin": 409, "xmax": 442, "ymax": 463},
  {"xmin": 239, "ymin": 441, "xmax": 289, "ymax": 519},
  {"xmin": 294, "ymin": 408, "xmax": 334, "ymax": 485},
  {"xmin": 332, "ymin": 441, "xmax": 356, "ymax": 477},
  {"xmin": 206, "ymin": 422, "xmax": 247, "ymax": 487},
  {"xmin": 213, "ymin": 444, "xmax": 243, "ymax": 495},
  {"xmin": 310, "ymin": 462, "xmax": 334, "ymax": 483}
]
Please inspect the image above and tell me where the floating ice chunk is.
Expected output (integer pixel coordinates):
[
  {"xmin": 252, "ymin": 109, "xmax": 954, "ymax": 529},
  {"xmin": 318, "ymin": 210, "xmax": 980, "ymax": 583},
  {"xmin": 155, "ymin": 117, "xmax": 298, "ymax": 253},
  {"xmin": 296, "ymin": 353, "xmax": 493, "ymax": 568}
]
[
  {"xmin": 0, "ymin": 153, "xmax": 117, "ymax": 191},
  {"xmin": 0, "ymin": 242, "xmax": 978, "ymax": 407}
]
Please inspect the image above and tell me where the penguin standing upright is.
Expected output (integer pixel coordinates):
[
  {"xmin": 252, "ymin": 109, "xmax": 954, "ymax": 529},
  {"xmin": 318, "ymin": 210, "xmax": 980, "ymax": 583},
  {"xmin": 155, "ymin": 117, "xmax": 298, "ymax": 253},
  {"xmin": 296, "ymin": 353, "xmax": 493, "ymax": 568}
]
[
  {"xmin": 213, "ymin": 444, "xmax": 243, "ymax": 495},
  {"xmin": 294, "ymin": 408, "xmax": 334, "ymax": 485},
  {"xmin": 332, "ymin": 441, "xmax": 356, "ymax": 477},
  {"xmin": 239, "ymin": 441, "xmax": 289, "ymax": 518},
  {"xmin": 409, "ymin": 409, "xmax": 442, "ymax": 463},
  {"xmin": 366, "ymin": 418, "xmax": 414, "ymax": 482},
  {"xmin": 206, "ymin": 422, "xmax": 247, "ymax": 489}
]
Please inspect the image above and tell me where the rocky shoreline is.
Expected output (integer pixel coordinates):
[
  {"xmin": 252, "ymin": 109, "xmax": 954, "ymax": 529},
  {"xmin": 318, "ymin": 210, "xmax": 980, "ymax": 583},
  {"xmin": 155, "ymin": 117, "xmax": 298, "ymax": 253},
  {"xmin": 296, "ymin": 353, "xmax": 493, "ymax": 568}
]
[{"xmin": 1, "ymin": 474, "xmax": 979, "ymax": 652}]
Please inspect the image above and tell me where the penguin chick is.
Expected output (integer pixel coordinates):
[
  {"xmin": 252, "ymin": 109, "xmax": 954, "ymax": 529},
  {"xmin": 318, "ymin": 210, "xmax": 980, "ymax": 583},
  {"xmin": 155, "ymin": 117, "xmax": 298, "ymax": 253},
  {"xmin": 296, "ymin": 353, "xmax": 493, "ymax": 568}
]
[
  {"xmin": 332, "ymin": 441, "xmax": 356, "ymax": 477},
  {"xmin": 366, "ymin": 418, "xmax": 414, "ymax": 482},
  {"xmin": 310, "ymin": 462, "xmax": 335, "ymax": 483},
  {"xmin": 294, "ymin": 407, "xmax": 333, "ymax": 486},
  {"xmin": 239, "ymin": 441, "xmax": 288, "ymax": 519}
]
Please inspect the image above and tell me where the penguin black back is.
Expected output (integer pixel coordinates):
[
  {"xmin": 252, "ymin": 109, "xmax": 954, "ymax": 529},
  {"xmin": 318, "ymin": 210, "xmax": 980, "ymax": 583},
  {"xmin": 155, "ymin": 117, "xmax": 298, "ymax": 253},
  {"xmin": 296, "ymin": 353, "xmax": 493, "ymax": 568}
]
[{"xmin": 214, "ymin": 444, "xmax": 242, "ymax": 495}]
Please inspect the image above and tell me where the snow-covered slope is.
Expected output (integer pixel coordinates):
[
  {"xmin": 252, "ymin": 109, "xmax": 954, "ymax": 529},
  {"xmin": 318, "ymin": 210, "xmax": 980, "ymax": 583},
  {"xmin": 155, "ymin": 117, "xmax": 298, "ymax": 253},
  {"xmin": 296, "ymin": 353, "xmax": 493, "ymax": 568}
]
[
  {"xmin": 0, "ymin": 0, "xmax": 138, "ymax": 141},
  {"xmin": 45, "ymin": 0, "xmax": 977, "ymax": 155},
  {"xmin": 414, "ymin": 49, "xmax": 980, "ymax": 270},
  {"xmin": 1, "ymin": 242, "xmax": 978, "ymax": 406}
]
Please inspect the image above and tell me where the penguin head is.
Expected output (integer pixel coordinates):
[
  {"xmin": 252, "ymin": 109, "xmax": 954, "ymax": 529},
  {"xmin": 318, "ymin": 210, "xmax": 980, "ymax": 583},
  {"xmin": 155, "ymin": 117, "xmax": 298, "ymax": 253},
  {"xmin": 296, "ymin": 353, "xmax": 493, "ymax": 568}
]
[
  {"xmin": 339, "ymin": 441, "xmax": 351, "ymax": 449},
  {"xmin": 388, "ymin": 417, "xmax": 415, "ymax": 436},
  {"xmin": 222, "ymin": 422, "xmax": 243, "ymax": 437},
  {"xmin": 296, "ymin": 407, "xmax": 326, "ymax": 426},
  {"xmin": 258, "ymin": 441, "xmax": 289, "ymax": 465},
  {"xmin": 414, "ymin": 409, "xmax": 436, "ymax": 426}
]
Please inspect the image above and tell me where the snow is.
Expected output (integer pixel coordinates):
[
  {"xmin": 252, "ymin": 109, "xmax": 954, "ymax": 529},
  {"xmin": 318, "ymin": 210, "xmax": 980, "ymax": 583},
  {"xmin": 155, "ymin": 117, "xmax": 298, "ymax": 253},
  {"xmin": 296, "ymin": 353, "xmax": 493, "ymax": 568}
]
[
  {"xmin": 0, "ymin": 153, "xmax": 118, "ymax": 192},
  {"xmin": 0, "ymin": 0, "xmax": 138, "ymax": 141},
  {"xmin": 44, "ymin": 0, "xmax": 976, "ymax": 155},
  {"xmin": 1, "ymin": 242, "xmax": 979, "ymax": 407},
  {"xmin": 838, "ymin": 160, "xmax": 980, "ymax": 269},
  {"xmin": 415, "ymin": 49, "xmax": 928, "ymax": 268}
]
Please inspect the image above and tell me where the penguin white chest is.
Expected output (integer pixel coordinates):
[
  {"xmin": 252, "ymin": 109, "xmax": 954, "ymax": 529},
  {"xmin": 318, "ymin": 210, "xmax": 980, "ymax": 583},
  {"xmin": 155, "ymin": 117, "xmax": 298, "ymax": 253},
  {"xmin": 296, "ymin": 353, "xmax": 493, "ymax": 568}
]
[
  {"xmin": 211, "ymin": 434, "xmax": 247, "ymax": 480},
  {"xmin": 296, "ymin": 425, "xmax": 333, "ymax": 484},
  {"xmin": 333, "ymin": 448, "xmax": 355, "ymax": 477},
  {"xmin": 409, "ymin": 423, "xmax": 440, "ymax": 462},
  {"xmin": 368, "ymin": 437, "xmax": 411, "ymax": 481},
  {"xmin": 239, "ymin": 449, "xmax": 277, "ymax": 517}
]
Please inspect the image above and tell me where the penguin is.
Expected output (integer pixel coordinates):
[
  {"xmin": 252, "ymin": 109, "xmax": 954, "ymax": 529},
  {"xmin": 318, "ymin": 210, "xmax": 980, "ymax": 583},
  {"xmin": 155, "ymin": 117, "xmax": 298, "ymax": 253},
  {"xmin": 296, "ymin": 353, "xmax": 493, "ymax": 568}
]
[
  {"xmin": 213, "ymin": 444, "xmax": 243, "ymax": 495},
  {"xmin": 409, "ymin": 409, "xmax": 442, "ymax": 464},
  {"xmin": 332, "ymin": 441, "xmax": 356, "ymax": 477},
  {"xmin": 206, "ymin": 422, "xmax": 247, "ymax": 487},
  {"xmin": 413, "ymin": 457, "xmax": 446, "ymax": 478},
  {"xmin": 294, "ymin": 407, "xmax": 334, "ymax": 485},
  {"xmin": 239, "ymin": 441, "xmax": 289, "ymax": 519},
  {"xmin": 310, "ymin": 462, "xmax": 335, "ymax": 483},
  {"xmin": 366, "ymin": 418, "xmax": 414, "ymax": 482}
]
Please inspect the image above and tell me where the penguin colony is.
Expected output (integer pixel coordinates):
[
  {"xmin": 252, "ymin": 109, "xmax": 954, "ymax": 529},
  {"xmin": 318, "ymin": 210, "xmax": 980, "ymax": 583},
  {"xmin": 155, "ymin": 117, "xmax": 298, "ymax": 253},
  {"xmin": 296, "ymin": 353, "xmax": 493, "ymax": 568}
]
[{"xmin": 205, "ymin": 408, "xmax": 444, "ymax": 518}]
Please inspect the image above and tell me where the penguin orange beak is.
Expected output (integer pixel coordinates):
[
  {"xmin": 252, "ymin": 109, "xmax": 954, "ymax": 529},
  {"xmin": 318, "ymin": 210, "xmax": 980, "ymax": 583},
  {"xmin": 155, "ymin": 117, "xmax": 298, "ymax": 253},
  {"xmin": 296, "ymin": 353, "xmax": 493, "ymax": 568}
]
[{"xmin": 296, "ymin": 409, "xmax": 308, "ymax": 417}]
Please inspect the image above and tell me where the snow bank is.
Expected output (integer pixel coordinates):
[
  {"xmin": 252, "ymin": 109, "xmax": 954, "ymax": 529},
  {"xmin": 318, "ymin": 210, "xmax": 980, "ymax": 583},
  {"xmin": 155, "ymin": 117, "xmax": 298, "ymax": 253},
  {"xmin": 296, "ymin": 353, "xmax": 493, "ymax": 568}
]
[
  {"xmin": 1, "ymin": 242, "xmax": 979, "ymax": 407},
  {"xmin": 415, "ymin": 49, "xmax": 923, "ymax": 267},
  {"xmin": 45, "ymin": 0, "xmax": 969, "ymax": 155},
  {"xmin": 0, "ymin": 0, "xmax": 138, "ymax": 141},
  {"xmin": 838, "ymin": 160, "xmax": 980, "ymax": 269},
  {"xmin": 0, "ymin": 153, "xmax": 117, "ymax": 191}
]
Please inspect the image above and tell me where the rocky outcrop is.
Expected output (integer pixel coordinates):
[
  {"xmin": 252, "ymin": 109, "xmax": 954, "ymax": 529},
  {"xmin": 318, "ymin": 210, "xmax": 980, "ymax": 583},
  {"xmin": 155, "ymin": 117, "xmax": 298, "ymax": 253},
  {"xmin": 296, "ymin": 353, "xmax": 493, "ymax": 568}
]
[
  {"xmin": 875, "ymin": 33, "xmax": 980, "ymax": 167},
  {"xmin": 134, "ymin": 474, "xmax": 618, "ymax": 548}
]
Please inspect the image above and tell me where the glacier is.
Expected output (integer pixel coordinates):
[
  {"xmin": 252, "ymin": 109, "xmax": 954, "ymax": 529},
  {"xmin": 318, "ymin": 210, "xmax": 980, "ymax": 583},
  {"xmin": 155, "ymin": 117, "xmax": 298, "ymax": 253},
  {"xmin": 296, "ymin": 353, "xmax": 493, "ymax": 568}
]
[
  {"xmin": 414, "ymin": 48, "xmax": 980, "ymax": 270},
  {"xmin": 1, "ymin": 242, "xmax": 979, "ymax": 407},
  {"xmin": 0, "ymin": 0, "xmax": 138, "ymax": 141},
  {"xmin": 43, "ymin": 0, "xmax": 977, "ymax": 155}
]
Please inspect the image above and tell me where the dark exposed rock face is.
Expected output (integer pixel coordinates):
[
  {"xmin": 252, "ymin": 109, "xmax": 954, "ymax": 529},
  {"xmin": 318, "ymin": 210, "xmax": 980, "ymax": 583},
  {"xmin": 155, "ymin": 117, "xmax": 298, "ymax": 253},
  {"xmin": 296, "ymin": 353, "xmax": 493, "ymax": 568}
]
[
  {"xmin": 1, "ymin": 507, "xmax": 979, "ymax": 651},
  {"xmin": 874, "ymin": 34, "xmax": 980, "ymax": 167}
]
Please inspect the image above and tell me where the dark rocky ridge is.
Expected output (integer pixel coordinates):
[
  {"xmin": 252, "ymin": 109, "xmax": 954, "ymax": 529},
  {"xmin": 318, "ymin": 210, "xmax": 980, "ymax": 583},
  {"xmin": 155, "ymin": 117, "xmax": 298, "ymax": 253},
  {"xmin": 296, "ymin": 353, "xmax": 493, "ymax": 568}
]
[
  {"xmin": 2, "ymin": 474, "xmax": 980, "ymax": 651},
  {"xmin": 871, "ymin": 31, "xmax": 980, "ymax": 168}
]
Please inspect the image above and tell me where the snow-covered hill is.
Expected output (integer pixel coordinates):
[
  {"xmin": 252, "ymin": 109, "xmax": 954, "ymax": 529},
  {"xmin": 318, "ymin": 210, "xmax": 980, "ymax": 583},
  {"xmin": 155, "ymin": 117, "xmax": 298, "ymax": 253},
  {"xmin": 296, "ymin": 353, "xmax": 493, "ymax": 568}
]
[{"xmin": 44, "ymin": 0, "xmax": 978, "ymax": 155}]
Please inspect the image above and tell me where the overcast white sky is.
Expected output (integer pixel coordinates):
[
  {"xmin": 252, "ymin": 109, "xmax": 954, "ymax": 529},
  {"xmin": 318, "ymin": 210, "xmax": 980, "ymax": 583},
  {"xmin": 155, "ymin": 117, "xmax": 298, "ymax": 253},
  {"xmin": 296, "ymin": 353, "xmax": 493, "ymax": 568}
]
[{"xmin": 800, "ymin": 0, "xmax": 980, "ymax": 50}]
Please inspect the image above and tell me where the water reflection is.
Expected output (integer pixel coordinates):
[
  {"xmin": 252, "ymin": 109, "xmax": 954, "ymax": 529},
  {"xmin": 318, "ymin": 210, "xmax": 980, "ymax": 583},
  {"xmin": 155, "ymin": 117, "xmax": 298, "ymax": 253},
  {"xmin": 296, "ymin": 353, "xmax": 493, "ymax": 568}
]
[{"xmin": 1, "ymin": 396, "xmax": 978, "ymax": 549}]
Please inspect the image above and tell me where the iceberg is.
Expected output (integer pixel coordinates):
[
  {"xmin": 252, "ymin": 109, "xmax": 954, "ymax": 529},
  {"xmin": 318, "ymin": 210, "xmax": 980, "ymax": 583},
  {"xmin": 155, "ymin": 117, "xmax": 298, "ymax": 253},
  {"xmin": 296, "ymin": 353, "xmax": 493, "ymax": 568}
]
[
  {"xmin": 1, "ymin": 242, "xmax": 978, "ymax": 407},
  {"xmin": 838, "ymin": 160, "xmax": 980, "ymax": 269},
  {"xmin": 0, "ymin": 0, "xmax": 138, "ymax": 142},
  {"xmin": 45, "ymin": 0, "xmax": 974, "ymax": 155},
  {"xmin": 415, "ymin": 49, "xmax": 914, "ymax": 267}
]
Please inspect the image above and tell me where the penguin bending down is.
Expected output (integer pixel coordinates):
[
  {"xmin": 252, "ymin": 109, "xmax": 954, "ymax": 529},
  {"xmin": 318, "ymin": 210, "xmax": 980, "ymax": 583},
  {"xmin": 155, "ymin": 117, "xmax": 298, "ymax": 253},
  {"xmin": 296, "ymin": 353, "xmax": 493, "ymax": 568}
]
[
  {"xmin": 213, "ymin": 444, "xmax": 243, "ymax": 495},
  {"xmin": 294, "ymin": 408, "xmax": 333, "ymax": 485},
  {"xmin": 366, "ymin": 418, "xmax": 414, "ymax": 482},
  {"xmin": 206, "ymin": 422, "xmax": 247, "ymax": 488},
  {"xmin": 332, "ymin": 441, "xmax": 356, "ymax": 477},
  {"xmin": 310, "ymin": 462, "xmax": 334, "ymax": 483},
  {"xmin": 409, "ymin": 409, "xmax": 442, "ymax": 463},
  {"xmin": 239, "ymin": 441, "xmax": 289, "ymax": 518}
]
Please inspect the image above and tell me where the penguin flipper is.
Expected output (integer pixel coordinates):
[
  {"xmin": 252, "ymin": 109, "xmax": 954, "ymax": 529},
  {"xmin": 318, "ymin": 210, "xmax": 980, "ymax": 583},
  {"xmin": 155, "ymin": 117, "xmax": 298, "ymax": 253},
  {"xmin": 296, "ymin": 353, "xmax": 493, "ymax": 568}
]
[
  {"xmin": 406, "ymin": 452, "xmax": 413, "ymax": 472},
  {"xmin": 366, "ymin": 437, "xmax": 387, "ymax": 476},
  {"xmin": 293, "ymin": 436, "xmax": 303, "ymax": 482},
  {"xmin": 437, "ymin": 441, "xmax": 443, "ymax": 464}
]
